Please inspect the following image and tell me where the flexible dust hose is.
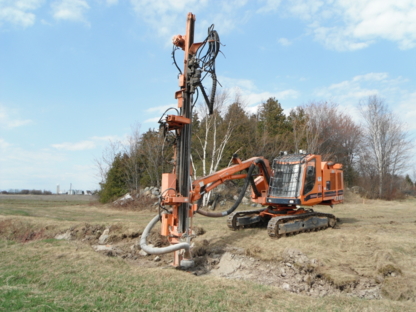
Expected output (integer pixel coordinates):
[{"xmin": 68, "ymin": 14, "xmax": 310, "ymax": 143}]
[
  {"xmin": 140, "ymin": 214, "xmax": 190, "ymax": 255},
  {"xmin": 197, "ymin": 164, "xmax": 256, "ymax": 218}
]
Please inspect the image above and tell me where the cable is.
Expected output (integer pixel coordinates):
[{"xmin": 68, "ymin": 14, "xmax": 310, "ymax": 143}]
[
  {"xmin": 157, "ymin": 107, "xmax": 180, "ymax": 124},
  {"xmin": 192, "ymin": 24, "xmax": 222, "ymax": 115},
  {"xmin": 172, "ymin": 46, "xmax": 182, "ymax": 75}
]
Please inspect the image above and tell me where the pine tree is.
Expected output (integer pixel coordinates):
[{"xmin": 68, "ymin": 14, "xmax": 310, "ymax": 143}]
[{"xmin": 98, "ymin": 153, "xmax": 128, "ymax": 203}]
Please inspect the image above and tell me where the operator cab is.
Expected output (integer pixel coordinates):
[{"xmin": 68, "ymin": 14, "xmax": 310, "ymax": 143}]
[{"xmin": 266, "ymin": 153, "xmax": 322, "ymax": 206}]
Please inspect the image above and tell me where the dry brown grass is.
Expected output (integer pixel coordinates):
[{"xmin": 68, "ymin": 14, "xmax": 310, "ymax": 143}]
[{"xmin": 195, "ymin": 192, "xmax": 416, "ymax": 301}]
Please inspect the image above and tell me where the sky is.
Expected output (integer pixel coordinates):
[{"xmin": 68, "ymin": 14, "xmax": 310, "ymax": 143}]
[{"xmin": 1, "ymin": 0, "xmax": 415, "ymax": 192}]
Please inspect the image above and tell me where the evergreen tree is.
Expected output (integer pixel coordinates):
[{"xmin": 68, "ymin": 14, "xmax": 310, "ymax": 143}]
[
  {"xmin": 405, "ymin": 174, "xmax": 413, "ymax": 187},
  {"xmin": 98, "ymin": 153, "xmax": 128, "ymax": 203},
  {"xmin": 221, "ymin": 102, "xmax": 251, "ymax": 163},
  {"xmin": 257, "ymin": 97, "xmax": 290, "ymax": 137}
]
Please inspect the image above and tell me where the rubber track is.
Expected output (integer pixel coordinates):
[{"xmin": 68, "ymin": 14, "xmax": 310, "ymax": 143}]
[
  {"xmin": 227, "ymin": 208, "xmax": 266, "ymax": 230},
  {"xmin": 227, "ymin": 208, "xmax": 336, "ymax": 238},
  {"xmin": 267, "ymin": 212, "xmax": 336, "ymax": 238}
]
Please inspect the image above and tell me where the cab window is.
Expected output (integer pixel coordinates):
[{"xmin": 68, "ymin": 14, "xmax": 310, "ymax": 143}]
[{"xmin": 303, "ymin": 159, "xmax": 316, "ymax": 195}]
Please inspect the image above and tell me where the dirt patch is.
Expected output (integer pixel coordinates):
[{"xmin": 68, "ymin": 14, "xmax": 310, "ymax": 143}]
[
  {"xmin": 207, "ymin": 248, "xmax": 380, "ymax": 299},
  {"xmin": 0, "ymin": 219, "xmax": 54, "ymax": 242}
]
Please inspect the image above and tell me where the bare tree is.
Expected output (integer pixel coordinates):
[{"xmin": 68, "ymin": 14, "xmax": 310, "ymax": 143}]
[
  {"xmin": 94, "ymin": 140, "xmax": 122, "ymax": 185},
  {"xmin": 138, "ymin": 129, "xmax": 172, "ymax": 187},
  {"xmin": 95, "ymin": 124, "xmax": 144, "ymax": 193},
  {"xmin": 193, "ymin": 90, "xmax": 235, "ymax": 177},
  {"xmin": 303, "ymin": 101, "xmax": 340, "ymax": 157},
  {"xmin": 122, "ymin": 125, "xmax": 142, "ymax": 192},
  {"xmin": 288, "ymin": 106, "xmax": 308, "ymax": 152},
  {"xmin": 359, "ymin": 95, "xmax": 412, "ymax": 198},
  {"xmin": 193, "ymin": 90, "xmax": 240, "ymax": 205}
]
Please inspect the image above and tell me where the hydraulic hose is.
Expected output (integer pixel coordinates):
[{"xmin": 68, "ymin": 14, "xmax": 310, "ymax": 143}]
[
  {"xmin": 197, "ymin": 164, "xmax": 256, "ymax": 217},
  {"xmin": 140, "ymin": 214, "xmax": 190, "ymax": 255},
  {"xmin": 254, "ymin": 158, "xmax": 270, "ymax": 183}
]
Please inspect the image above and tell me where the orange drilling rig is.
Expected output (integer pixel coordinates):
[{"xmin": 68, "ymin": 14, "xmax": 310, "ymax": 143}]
[{"xmin": 140, "ymin": 13, "xmax": 344, "ymax": 268}]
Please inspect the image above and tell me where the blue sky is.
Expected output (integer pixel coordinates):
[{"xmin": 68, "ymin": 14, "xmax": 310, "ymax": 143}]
[{"xmin": 1, "ymin": 0, "xmax": 415, "ymax": 192}]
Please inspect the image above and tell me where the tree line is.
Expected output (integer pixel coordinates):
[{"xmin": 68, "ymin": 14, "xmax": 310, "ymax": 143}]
[{"xmin": 97, "ymin": 93, "xmax": 414, "ymax": 203}]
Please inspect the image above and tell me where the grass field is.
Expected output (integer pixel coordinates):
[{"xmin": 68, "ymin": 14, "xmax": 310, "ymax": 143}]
[{"xmin": 1, "ymin": 193, "xmax": 416, "ymax": 311}]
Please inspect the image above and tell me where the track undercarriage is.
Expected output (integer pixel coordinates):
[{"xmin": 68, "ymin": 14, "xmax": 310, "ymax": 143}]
[{"xmin": 227, "ymin": 207, "xmax": 336, "ymax": 238}]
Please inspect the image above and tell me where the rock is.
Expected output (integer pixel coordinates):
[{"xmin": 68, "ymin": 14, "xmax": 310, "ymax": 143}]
[
  {"xmin": 216, "ymin": 184, "xmax": 226, "ymax": 192},
  {"xmin": 242, "ymin": 197, "xmax": 249, "ymax": 204},
  {"xmin": 139, "ymin": 249, "xmax": 148, "ymax": 256},
  {"xmin": 285, "ymin": 263, "xmax": 293, "ymax": 268},
  {"xmin": 152, "ymin": 190, "xmax": 160, "ymax": 196},
  {"xmin": 282, "ymin": 283, "xmax": 291, "ymax": 291},
  {"xmin": 93, "ymin": 245, "xmax": 113, "ymax": 251},
  {"xmin": 359, "ymin": 290, "xmax": 367, "ymax": 298},
  {"xmin": 233, "ymin": 195, "xmax": 239, "ymax": 201},
  {"xmin": 113, "ymin": 193, "xmax": 133, "ymax": 205},
  {"xmin": 98, "ymin": 229, "xmax": 110, "ymax": 244},
  {"xmin": 55, "ymin": 231, "xmax": 72, "ymax": 240},
  {"xmin": 130, "ymin": 245, "xmax": 135, "ymax": 251},
  {"xmin": 154, "ymin": 256, "xmax": 161, "ymax": 262}
]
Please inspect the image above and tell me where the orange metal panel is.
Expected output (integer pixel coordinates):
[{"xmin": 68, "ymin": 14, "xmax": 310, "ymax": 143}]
[
  {"xmin": 161, "ymin": 173, "xmax": 176, "ymax": 197},
  {"xmin": 178, "ymin": 74, "xmax": 184, "ymax": 87}
]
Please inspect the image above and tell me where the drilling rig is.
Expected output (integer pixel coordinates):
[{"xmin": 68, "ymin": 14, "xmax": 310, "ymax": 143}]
[{"xmin": 140, "ymin": 13, "xmax": 344, "ymax": 268}]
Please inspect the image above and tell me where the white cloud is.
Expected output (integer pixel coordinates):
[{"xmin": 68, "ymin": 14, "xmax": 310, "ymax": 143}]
[
  {"xmin": 51, "ymin": 135, "xmax": 125, "ymax": 151},
  {"xmin": 219, "ymin": 76, "xmax": 257, "ymax": 92},
  {"xmin": 257, "ymin": 0, "xmax": 416, "ymax": 51},
  {"xmin": 129, "ymin": 0, "xmax": 203, "ymax": 38},
  {"xmin": 216, "ymin": 76, "xmax": 299, "ymax": 115},
  {"xmin": 129, "ymin": 0, "xmax": 250, "ymax": 42},
  {"xmin": 144, "ymin": 117, "xmax": 161, "ymax": 123},
  {"xmin": 278, "ymin": 37, "xmax": 292, "ymax": 46},
  {"xmin": 91, "ymin": 135, "xmax": 122, "ymax": 142},
  {"xmin": 397, "ymin": 92, "xmax": 416, "ymax": 131},
  {"xmin": 51, "ymin": 0, "xmax": 89, "ymax": 23},
  {"xmin": 145, "ymin": 104, "xmax": 176, "ymax": 114},
  {"xmin": 52, "ymin": 140, "xmax": 96, "ymax": 151},
  {"xmin": 352, "ymin": 73, "xmax": 389, "ymax": 82},
  {"xmin": 313, "ymin": 72, "xmax": 416, "ymax": 126},
  {"xmin": 0, "ymin": 138, "xmax": 10, "ymax": 150},
  {"xmin": 0, "ymin": 0, "xmax": 44, "ymax": 27},
  {"xmin": 315, "ymin": 72, "xmax": 388, "ymax": 103},
  {"xmin": 0, "ymin": 105, "xmax": 32, "ymax": 129},
  {"xmin": 0, "ymin": 141, "xmax": 98, "ymax": 190},
  {"xmin": 256, "ymin": 0, "xmax": 282, "ymax": 13}
]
